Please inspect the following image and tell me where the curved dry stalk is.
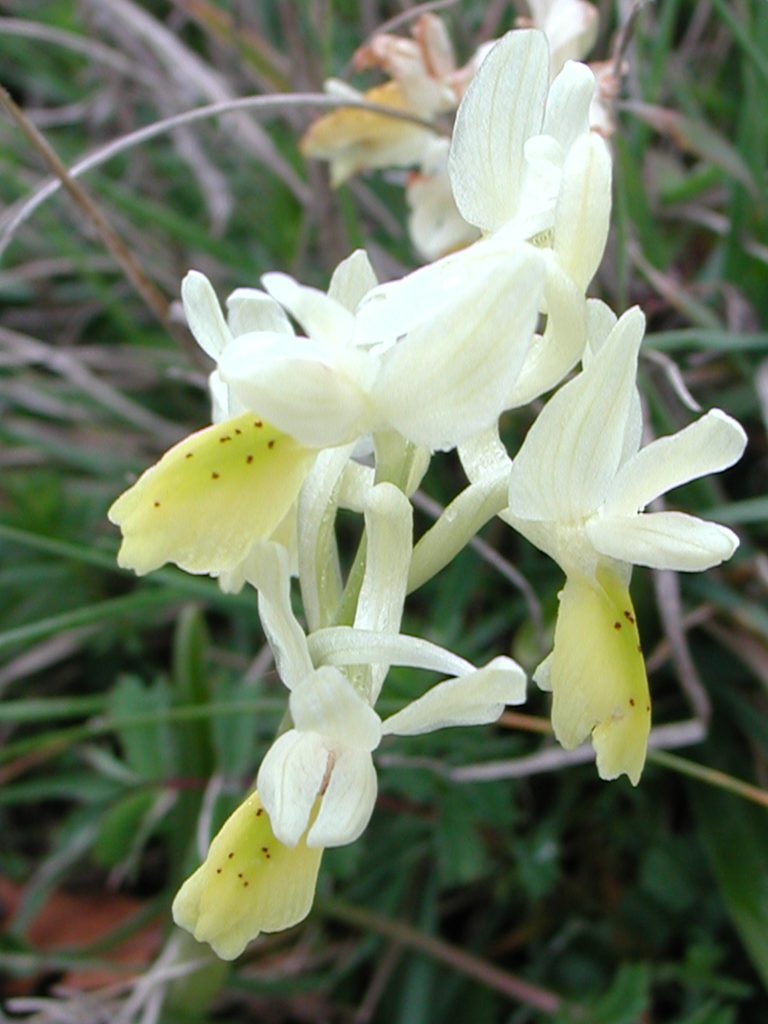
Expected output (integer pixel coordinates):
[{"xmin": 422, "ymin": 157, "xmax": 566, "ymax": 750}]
[
  {"xmin": 0, "ymin": 86, "xmax": 172, "ymax": 329},
  {"xmin": 0, "ymin": 16, "xmax": 142, "ymax": 77},
  {"xmin": 0, "ymin": 93, "xmax": 439, "ymax": 261},
  {"xmin": 447, "ymin": 719, "xmax": 707, "ymax": 782},
  {"xmin": 320, "ymin": 896, "xmax": 568, "ymax": 1015}
]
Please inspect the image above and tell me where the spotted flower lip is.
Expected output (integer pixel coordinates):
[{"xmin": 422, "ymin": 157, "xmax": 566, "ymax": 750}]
[
  {"xmin": 171, "ymin": 791, "xmax": 323, "ymax": 961},
  {"xmin": 107, "ymin": 413, "xmax": 314, "ymax": 577}
]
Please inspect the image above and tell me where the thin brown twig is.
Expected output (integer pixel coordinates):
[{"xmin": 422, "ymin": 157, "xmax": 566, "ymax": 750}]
[
  {"xmin": 374, "ymin": 0, "xmax": 460, "ymax": 38},
  {"xmin": 0, "ymin": 85, "xmax": 172, "ymax": 331},
  {"xmin": 605, "ymin": 0, "xmax": 652, "ymax": 129},
  {"xmin": 611, "ymin": 0, "xmax": 652, "ymax": 80},
  {"xmin": 320, "ymin": 896, "xmax": 568, "ymax": 1015},
  {"xmin": 653, "ymin": 567, "xmax": 712, "ymax": 725}
]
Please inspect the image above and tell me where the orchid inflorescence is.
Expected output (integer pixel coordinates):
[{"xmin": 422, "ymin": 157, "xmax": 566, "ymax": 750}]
[{"xmin": 109, "ymin": 19, "xmax": 746, "ymax": 961}]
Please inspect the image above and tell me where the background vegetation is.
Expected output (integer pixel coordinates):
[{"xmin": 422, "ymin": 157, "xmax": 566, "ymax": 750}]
[{"xmin": 0, "ymin": 1, "xmax": 766, "ymax": 1021}]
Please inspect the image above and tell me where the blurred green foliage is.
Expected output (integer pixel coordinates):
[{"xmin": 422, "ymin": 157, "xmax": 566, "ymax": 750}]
[{"xmin": 0, "ymin": 1, "xmax": 767, "ymax": 1021}]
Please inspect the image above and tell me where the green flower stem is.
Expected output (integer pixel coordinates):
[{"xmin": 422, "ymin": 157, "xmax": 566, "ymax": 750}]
[
  {"xmin": 648, "ymin": 749, "xmax": 768, "ymax": 809},
  {"xmin": 333, "ymin": 433, "xmax": 415, "ymax": 628},
  {"xmin": 408, "ymin": 474, "xmax": 509, "ymax": 592},
  {"xmin": 334, "ymin": 533, "xmax": 368, "ymax": 627}
]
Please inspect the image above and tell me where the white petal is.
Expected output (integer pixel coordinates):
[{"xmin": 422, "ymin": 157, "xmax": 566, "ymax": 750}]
[
  {"xmin": 219, "ymin": 333, "xmax": 371, "ymax": 448},
  {"xmin": 328, "ymin": 249, "xmax": 378, "ymax": 312},
  {"xmin": 354, "ymin": 484, "xmax": 413, "ymax": 700},
  {"xmin": 507, "ymin": 253, "xmax": 586, "ymax": 407},
  {"xmin": 257, "ymin": 730, "xmax": 328, "ymax": 846},
  {"xmin": 373, "ymin": 245, "xmax": 544, "ymax": 450},
  {"xmin": 407, "ymin": 162, "xmax": 480, "ymax": 261},
  {"xmin": 382, "ymin": 656, "xmax": 526, "ymax": 736},
  {"xmin": 506, "ymin": 306, "xmax": 645, "ymax": 522},
  {"xmin": 584, "ymin": 297, "xmax": 618, "ymax": 359},
  {"xmin": 552, "ymin": 132, "xmax": 612, "ymax": 290},
  {"xmin": 262, "ymin": 272, "xmax": 353, "ymax": 347},
  {"xmin": 353, "ymin": 242, "xmax": 474, "ymax": 349},
  {"xmin": 307, "ymin": 749, "xmax": 377, "ymax": 847},
  {"xmin": 458, "ymin": 424, "xmax": 513, "ymax": 484},
  {"xmin": 307, "ymin": 627, "xmax": 473, "ymax": 677},
  {"xmin": 587, "ymin": 511, "xmax": 740, "ymax": 571},
  {"xmin": 449, "ymin": 30, "xmax": 549, "ymax": 231},
  {"xmin": 290, "ymin": 667, "xmax": 382, "ymax": 751},
  {"xmin": 208, "ymin": 369, "xmax": 239, "ymax": 423},
  {"xmin": 297, "ymin": 446, "xmax": 355, "ymax": 631},
  {"xmin": 182, "ymin": 270, "xmax": 231, "ymax": 359},
  {"xmin": 542, "ymin": 60, "xmax": 595, "ymax": 151},
  {"xmin": 251, "ymin": 543, "xmax": 313, "ymax": 690},
  {"xmin": 226, "ymin": 288, "xmax": 294, "ymax": 337},
  {"xmin": 603, "ymin": 410, "xmax": 748, "ymax": 515}
]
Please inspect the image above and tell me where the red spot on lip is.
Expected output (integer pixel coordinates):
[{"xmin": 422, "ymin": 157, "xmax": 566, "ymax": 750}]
[
  {"xmin": 613, "ymin": 622, "xmax": 622, "ymax": 630},
  {"xmin": 254, "ymin": 420, "xmax": 263, "ymax": 428},
  {"xmin": 211, "ymin": 472, "xmax": 220, "ymax": 480},
  {"xmin": 153, "ymin": 501, "xmax": 161, "ymax": 508},
  {"xmin": 246, "ymin": 455, "xmax": 254, "ymax": 464},
  {"xmin": 268, "ymin": 440, "xmax": 275, "ymax": 449},
  {"xmin": 629, "ymin": 698, "xmax": 635, "ymax": 706}
]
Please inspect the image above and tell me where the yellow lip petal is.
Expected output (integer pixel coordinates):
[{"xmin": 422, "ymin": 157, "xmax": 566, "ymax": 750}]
[
  {"xmin": 549, "ymin": 569, "xmax": 651, "ymax": 784},
  {"xmin": 172, "ymin": 791, "xmax": 323, "ymax": 961},
  {"xmin": 108, "ymin": 413, "xmax": 314, "ymax": 576}
]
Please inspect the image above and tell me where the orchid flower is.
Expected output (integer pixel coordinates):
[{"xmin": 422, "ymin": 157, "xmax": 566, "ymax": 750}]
[
  {"xmin": 488, "ymin": 305, "xmax": 746, "ymax": 783},
  {"xmin": 522, "ymin": 0, "xmax": 618, "ymax": 136},
  {"xmin": 448, "ymin": 30, "xmax": 609, "ymax": 270},
  {"xmin": 366, "ymin": 29, "xmax": 612, "ymax": 408},
  {"xmin": 211, "ymin": 245, "xmax": 545, "ymax": 454},
  {"xmin": 300, "ymin": 14, "xmax": 467, "ymax": 187},
  {"xmin": 173, "ymin": 492, "xmax": 527, "ymax": 958},
  {"xmin": 107, "ymin": 273, "xmax": 317, "ymax": 581}
]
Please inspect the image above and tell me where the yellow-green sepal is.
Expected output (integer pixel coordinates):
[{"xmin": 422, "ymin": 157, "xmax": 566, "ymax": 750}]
[
  {"xmin": 549, "ymin": 570, "xmax": 651, "ymax": 785},
  {"xmin": 108, "ymin": 413, "xmax": 315, "ymax": 576}
]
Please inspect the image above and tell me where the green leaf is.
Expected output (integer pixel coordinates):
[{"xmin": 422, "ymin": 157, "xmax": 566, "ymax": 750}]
[
  {"xmin": 589, "ymin": 963, "xmax": 651, "ymax": 1024},
  {"xmin": 172, "ymin": 606, "xmax": 214, "ymax": 778},
  {"xmin": 109, "ymin": 675, "xmax": 177, "ymax": 780},
  {"xmin": 93, "ymin": 789, "xmax": 156, "ymax": 867},
  {"xmin": 435, "ymin": 788, "xmax": 489, "ymax": 887},
  {"xmin": 693, "ymin": 785, "xmax": 768, "ymax": 989}
]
